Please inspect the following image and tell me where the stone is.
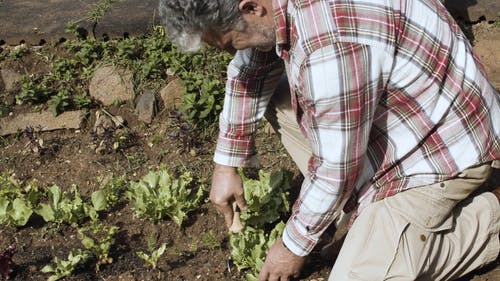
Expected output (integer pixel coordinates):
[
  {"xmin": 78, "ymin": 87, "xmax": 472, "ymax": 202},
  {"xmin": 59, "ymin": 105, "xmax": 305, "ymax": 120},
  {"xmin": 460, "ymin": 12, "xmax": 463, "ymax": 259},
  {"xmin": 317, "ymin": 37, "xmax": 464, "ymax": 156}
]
[
  {"xmin": 0, "ymin": 110, "xmax": 86, "ymax": 136},
  {"xmin": 0, "ymin": 68, "xmax": 23, "ymax": 92},
  {"xmin": 134, "ymin": 91, "xmax": 156, "ymax": 124},
  {"xmin": 89, "ymin": 64, "xmax": 134, "ymax": 106},
  {"xmin": 160, "ymin": 78, "xmax": 185, "ymax": 110}
]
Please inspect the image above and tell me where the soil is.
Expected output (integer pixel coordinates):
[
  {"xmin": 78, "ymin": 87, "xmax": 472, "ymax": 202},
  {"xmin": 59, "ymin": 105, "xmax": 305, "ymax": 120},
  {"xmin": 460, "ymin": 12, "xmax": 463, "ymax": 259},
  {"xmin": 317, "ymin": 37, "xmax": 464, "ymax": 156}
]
[{"xmin": 0, "ymin": 21, "xmax": 499, "ymax": 281}]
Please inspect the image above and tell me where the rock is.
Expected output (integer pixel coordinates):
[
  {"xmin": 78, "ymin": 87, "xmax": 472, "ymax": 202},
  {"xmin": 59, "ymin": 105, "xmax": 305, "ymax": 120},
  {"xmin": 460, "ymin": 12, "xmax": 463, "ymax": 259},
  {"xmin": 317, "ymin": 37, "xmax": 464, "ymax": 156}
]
[
  {"xmin": 160, "ymin": 78, "xmax": 185, "ymax": 110},
  {"xmin": 134, "ymin": 91, "xmax": 156, "ymax": 124},
  {"xmin": 444, "ymin": 0, "xmax": 500, "ymax": 22},
  {"xmin": 0, "ymin": 110, "xmax": 86, "ymax": 136},
  {"xmin": 89, "ymin": 65, "xmax": 134, "ymax": 106},
  {"xmin": 0, "ymin": 68, "xmax": 23, "ymax": 92}
]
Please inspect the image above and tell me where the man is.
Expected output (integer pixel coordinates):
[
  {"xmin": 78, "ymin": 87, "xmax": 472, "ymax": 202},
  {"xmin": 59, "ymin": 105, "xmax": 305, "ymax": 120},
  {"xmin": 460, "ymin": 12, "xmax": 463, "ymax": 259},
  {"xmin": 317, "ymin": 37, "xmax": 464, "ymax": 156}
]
[{"xmin": 159, "ymin": 0, "xmax": 500, "ymax": 280}]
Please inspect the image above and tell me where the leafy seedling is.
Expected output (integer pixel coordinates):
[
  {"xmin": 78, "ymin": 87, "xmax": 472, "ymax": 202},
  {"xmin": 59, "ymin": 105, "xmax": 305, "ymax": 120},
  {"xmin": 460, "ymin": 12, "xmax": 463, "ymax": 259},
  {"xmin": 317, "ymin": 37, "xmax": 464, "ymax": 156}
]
[
  {"xmin": 91, "ymin": 174, "xmax": 127, "ymax": 211},
  {"xmin": 35, "ymin": 185, "xmax": 96, "ymax": 226},
  {"xmin": 0, "ymin": 173, "xmax": 40, "ymax": 226},
  {"xmin": 230, "ymin": 222, "xmax": 285, "ymax": 281},
  {"xmin": 41, "ymin": 249, "xmax": 90, "ymax": 281},
  {"xmin": 127, "ymin": 167, "xmax": 205, "ymax": 225},
  {"xmin": 239, "ymin": 169, "xmax": 293, "ymax": 228},
  {"xmin": 136, "ymin": 235, "xmax": 167, "ymax": 269},
  {"xmin": 77, "ymin": 219, "xmax": 119, "ymax": 271}
]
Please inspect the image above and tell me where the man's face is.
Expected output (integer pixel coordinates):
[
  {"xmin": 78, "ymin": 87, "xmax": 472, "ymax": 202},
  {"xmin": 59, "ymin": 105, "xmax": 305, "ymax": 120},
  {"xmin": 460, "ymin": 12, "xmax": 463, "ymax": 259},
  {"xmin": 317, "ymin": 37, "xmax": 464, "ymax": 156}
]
[{"xmin": 201, "ymin": 16, "xmax": 276, "ymax": 53}]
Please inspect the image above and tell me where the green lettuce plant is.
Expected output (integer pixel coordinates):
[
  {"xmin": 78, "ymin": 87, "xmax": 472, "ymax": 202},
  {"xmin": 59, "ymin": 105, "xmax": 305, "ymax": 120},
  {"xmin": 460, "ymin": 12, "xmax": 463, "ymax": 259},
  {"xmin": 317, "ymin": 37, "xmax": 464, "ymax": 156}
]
[
  {"xmin": 127, "ymin": 167, "xmax": 205, "ymax": 225},
  {"xmin": 230, "ymin": 222, "xmax": 285, "ymax": 281},
  {"xmin": 239, "ymin": 170, "xmax": 293, "ymax": 228},
  {"xmin": 0, "ymin": 172, "xmax": 40, "ymax": 226},
  {"xmin": 35, "ymin": 185, "xmax": 96, "ymax": 226},
  {"xmin": 91, "ymin": 174, "xmax": 127, "ymax": 211},
  {"xmin": 229, "ymin": 169, "xmax": 293, "ymax": 280}
]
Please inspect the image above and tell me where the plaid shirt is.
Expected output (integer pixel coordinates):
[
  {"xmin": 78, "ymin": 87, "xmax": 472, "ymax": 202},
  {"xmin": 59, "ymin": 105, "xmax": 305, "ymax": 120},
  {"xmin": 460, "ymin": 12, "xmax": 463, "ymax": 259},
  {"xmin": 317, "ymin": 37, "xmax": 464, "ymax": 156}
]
[{"xmin": 214, "ymin": 0, "xmax": 500, "ymax": 256}]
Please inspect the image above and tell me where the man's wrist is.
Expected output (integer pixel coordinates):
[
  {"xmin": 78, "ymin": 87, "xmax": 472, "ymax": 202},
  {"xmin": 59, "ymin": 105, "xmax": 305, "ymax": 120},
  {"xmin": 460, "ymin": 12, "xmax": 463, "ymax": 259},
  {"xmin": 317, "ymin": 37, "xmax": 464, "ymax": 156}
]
[
  {"xmin": 214, "ymin": 163, "xmax": 238, "ymax": 173},
  {"xmin": 282, "ymin": 239, "xmax": 293, "ymax": 253}
]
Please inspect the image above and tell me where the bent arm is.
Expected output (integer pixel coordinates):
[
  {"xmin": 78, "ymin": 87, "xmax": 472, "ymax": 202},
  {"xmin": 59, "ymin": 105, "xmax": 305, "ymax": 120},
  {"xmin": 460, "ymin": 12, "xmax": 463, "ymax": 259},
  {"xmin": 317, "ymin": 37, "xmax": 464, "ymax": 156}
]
[
  {"xmin": 214, "ymin": 48, "xmax": 285, "ymax": 167},
  {"xmin": 283, "ymin": 43, "xmax": 390, "ymax": 256}
]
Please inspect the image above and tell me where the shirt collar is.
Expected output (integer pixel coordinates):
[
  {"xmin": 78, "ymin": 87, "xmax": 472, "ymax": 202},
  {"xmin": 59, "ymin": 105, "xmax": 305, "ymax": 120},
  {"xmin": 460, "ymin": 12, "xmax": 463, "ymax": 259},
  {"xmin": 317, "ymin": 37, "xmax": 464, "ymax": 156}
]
[{"xmin": 272, "ymin": 0, "xmax": 289, "ymax": 58}]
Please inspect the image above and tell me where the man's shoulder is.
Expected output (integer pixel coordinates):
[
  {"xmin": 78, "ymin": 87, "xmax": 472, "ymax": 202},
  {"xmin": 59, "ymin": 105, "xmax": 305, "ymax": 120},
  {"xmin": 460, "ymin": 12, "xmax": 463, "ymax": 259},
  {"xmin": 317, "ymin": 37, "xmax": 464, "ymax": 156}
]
[{"xmin": 289, "ymin": 0, "xmax": 398, "ymax": 54}]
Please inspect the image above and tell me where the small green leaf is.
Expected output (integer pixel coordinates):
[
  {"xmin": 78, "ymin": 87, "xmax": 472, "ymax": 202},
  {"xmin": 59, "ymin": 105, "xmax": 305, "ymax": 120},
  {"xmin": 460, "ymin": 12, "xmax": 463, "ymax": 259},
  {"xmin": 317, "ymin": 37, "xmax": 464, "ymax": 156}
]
[
  {"xmin": 10, "ymin": 198, "xmax": 33, "ymax": 226},
  {"xmin": 48, "ymin": 185, "xmax": 62, "ymax": 209},
  {"xmin": 35, "ymin": 203, "xmax": 55, "ymax": 222},
  {"xmin": 81, "ymin": 236, "xmax": 95, "ymax": 249},
  {"xmin": 91, "ymin": 190, "xmax": 108, "ymax": 211},
  {"xmin": 41, "ymin": 265, "xmax": 55, "ymax": 273}
]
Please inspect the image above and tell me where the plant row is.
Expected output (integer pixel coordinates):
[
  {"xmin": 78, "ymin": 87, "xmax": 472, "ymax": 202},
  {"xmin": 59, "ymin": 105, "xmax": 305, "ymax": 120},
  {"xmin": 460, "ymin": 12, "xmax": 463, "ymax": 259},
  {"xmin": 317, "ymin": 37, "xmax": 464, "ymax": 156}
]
[{"xmin": 0, "ymin": 168, "xmax": 293, "ymax": 281}]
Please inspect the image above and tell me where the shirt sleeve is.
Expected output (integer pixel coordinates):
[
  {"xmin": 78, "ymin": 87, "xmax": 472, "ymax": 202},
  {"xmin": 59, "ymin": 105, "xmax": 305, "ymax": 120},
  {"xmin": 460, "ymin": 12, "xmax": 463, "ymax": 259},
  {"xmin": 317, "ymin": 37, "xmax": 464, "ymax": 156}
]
[
  {"xmin": 214, "ymin": 48, "xmax": 285, "ymax": 167},
  {"xmin": 282, "ymin": 42, "xmax": 389, "ymax": 256}
]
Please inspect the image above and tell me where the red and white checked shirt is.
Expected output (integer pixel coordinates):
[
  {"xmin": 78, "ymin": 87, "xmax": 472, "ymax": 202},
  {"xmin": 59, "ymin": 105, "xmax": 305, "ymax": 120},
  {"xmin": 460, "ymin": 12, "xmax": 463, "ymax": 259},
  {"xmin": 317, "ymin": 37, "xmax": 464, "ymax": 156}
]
[{"xmin": 213, "ymin": 0, "xmax": 500, "ymax": 256}]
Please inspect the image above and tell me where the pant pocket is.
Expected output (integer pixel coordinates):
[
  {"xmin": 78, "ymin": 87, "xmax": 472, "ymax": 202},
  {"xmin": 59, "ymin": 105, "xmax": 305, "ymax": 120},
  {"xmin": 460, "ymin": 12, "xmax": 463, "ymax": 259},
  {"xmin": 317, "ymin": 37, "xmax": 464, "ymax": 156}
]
[{"xmin": 339, "ymin": 201, "xmax": 411, "ymax": 281}]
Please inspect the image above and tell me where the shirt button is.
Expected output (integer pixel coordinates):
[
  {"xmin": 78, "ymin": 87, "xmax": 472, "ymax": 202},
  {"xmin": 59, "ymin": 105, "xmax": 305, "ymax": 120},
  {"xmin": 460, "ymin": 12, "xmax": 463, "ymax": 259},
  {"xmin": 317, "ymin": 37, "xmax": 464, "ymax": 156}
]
[{"xmin": 440, "ymin": 183, "xmax": 445, "ymax": 188}]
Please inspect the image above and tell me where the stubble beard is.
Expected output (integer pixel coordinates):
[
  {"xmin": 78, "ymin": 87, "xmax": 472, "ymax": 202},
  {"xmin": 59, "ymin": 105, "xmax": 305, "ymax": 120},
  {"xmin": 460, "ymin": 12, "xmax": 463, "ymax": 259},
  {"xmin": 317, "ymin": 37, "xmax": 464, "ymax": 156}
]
[{"xmin": 249, "ymin": 22, "xmax": 276, "ymax": 52}]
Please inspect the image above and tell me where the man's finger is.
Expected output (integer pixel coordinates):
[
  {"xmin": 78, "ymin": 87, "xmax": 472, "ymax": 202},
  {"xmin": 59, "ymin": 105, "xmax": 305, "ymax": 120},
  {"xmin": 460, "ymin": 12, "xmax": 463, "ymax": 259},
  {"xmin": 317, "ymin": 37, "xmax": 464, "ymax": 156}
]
[
  {"xmin": 234, "ymin": 193, "xmax": 248, "ymax": 211},
  {"xmin": 268, "ymin": 274, "xmax": 281, "ymax": 281},
  {"xmin": 215, "ymin": 203, "xmax": 233, "ymax": 228},
  {"xmin": 258, "ymin": 268, "xmax": 269, "ymax": 281}
]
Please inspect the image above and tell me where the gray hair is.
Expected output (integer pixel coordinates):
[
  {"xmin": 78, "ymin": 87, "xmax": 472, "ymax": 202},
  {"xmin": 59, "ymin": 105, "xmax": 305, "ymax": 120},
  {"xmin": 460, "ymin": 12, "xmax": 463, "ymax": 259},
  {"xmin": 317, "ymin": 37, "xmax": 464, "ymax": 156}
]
[{"xmin": 159, "ymin": 0, "xmax": 245, "ymax": 52}]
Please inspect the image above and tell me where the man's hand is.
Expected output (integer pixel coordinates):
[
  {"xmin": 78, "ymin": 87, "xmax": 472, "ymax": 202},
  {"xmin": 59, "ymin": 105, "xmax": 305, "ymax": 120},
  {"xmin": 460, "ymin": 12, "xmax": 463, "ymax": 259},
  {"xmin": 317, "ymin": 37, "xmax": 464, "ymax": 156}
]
[
  {"xmin": 210, "ymin": 164, "xmax": 248, "ymax": 228},
  {"xmin": 258, "ymin": 238, "xmax": 305, "ymax": 281}
]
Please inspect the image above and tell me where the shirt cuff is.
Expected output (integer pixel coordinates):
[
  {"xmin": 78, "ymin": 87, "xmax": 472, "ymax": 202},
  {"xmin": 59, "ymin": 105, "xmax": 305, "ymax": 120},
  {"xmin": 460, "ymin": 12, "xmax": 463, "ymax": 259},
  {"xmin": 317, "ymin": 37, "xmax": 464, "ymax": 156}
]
[
  {"xmin": 213, "ymin": 149, "xmax": 259, "ymax": 167},
  {"xmin": 282, "ymin": 217, "xmax": 318, "ymax": 257}
]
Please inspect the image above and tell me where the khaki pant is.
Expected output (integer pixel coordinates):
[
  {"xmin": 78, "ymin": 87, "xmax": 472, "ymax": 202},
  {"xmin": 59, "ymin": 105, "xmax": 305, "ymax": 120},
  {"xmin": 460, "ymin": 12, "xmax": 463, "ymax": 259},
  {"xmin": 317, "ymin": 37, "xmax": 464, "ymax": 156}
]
[
  {"xmin": 329, "ymin": 164, "xmax": 499, "ymax": 281},
  {"xmin": 264, "ymin": 78, "xmax": 500, "ymax": 280}
]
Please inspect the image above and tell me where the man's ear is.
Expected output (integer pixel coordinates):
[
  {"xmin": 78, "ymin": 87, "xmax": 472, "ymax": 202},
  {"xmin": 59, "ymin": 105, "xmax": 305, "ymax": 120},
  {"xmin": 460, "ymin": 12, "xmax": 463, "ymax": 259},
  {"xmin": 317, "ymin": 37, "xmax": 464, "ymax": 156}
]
[{"xmin": 239, "ymin": 0, "xmax": 266, "ymax": 17}]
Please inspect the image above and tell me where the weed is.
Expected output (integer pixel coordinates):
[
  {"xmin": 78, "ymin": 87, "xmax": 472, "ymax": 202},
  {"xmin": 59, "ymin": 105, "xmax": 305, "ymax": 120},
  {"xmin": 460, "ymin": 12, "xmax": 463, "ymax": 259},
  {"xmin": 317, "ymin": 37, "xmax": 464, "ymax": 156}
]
[
  {"xmin": 149, "ymin": 135, "xmax": 163, "ymax": 145},
  {"xmin": 66, "ymin": 0, "xmax": 122, "ymax": 39},
  {"xmin": 0, "ymin": 99, "xmax": 12, "ymax": 117},
  {"xmin": 48, "ymin": 90, "xmax": 71, "ymax": 116},
  {"xmin": 73, "ymin": 92, "xmax": 93, "ymax": 109},
  {"xmin": 6, "ymin": 45, "xmax": 29, "ymax": 61},
  {"xmin": 201, "ymin": 230, "xmax": 222, "ymax": 250},
  {"xmin": 125, "ymin": 152, "xmax": 148, "ymax": 173},
  {"xmin": 10, "ymin": 21, "xmax": 230, "ymax": 125},
  {"xmin": 17, "ymin": 75, "xmax": 52, "ymax": 104}
]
